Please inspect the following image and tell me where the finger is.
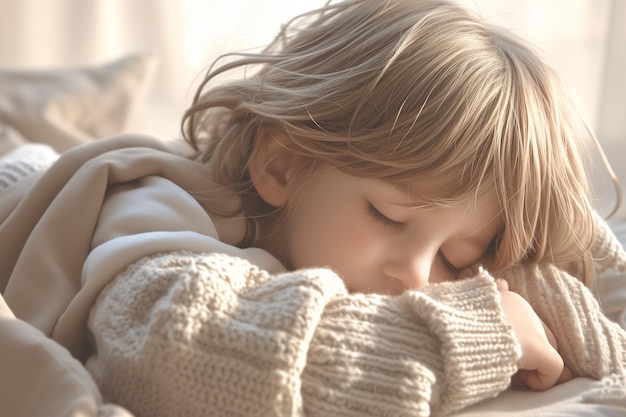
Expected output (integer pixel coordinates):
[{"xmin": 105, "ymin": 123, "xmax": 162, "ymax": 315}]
[
  {"xmin": 495, "ymin": 278, "xmax": 509, "ymax": 291},
  {"xmin": 557, "ymin": 366, "xmax": 573, "ymax": 385},
  {"xmin": 522, "ymin": 349, "xmax": 564, "ymax": 391}
]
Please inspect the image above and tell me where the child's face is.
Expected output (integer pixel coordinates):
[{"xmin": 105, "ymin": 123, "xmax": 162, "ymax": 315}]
[{"xmin": 280, "ymin": 165, "xmax": 503, "ymax": 294}]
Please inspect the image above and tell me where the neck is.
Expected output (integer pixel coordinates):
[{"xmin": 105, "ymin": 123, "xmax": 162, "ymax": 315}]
[{"xmin": 254, "ymin": 212, "xmax": 290, "ymax": 268}]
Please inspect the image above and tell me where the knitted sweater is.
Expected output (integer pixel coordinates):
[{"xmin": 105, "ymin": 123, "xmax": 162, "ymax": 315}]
[
  {"xmin": 85, "ymin": 242, "xmax": 626, "ymax": 417},
  {"xmin": 87, "ymin": 252, "xmax": 519, "ymax": 417},
  {"xmin": 1, "ymin": 135, "xmax": 626, "ymax": 417}
]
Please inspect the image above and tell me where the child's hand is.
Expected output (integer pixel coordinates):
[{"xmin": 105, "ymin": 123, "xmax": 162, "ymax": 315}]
[{"xmin": 496, "ymin": 279, "xmax": 571, "ymax": 391}]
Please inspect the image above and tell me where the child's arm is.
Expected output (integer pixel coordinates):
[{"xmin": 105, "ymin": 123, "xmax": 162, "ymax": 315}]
[
  {"xmin": 497, "ymin": 288, "xmax": 570, "ymax": 390},
  {"xmin": 503, "ymin": 262, "xmax": 626, "ymax": 380},
  {"xmin": 302, "ymin": 273, "xmax": 548, "ymax": 416},
  {"xmin": 86, "ymin": 251, "xmax": 520, "ymax": 417}
]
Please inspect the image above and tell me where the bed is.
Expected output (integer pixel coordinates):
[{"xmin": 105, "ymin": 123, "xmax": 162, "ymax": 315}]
[{"xmin": 1, "ymin": 55, "xmax": 626, "ymax": 417}]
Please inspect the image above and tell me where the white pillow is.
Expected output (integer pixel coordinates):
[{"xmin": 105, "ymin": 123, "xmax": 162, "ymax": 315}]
[{"xmin": 0, "ymin": 53, "xmax": 156, "ymax": 153}]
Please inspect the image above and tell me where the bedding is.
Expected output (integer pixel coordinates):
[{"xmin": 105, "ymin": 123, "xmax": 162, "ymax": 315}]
[
  {"xmin": 1, "ymin": 60, "xmax": 626, "ymax": 417},
  {"xmin": 0, "ymin": 53, "xmax": 155, "ymax": 152}
]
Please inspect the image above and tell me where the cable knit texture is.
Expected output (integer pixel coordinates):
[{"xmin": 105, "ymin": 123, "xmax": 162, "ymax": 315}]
[
  {"xmin": 88, "ymin": 252, "xmax": 348, "ymax": 417},
  {"xmin": 507, "ymin": 218, "xmax": 626, "ymax": 379}
]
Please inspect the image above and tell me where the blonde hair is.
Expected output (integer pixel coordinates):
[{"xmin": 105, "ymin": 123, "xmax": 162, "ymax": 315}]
[{"xmin": 182, "ymin": 0, "xmax": 613, "ymax": 285}]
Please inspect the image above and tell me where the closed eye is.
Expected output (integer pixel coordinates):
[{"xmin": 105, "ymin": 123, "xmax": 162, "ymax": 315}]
[{"xmin": 366, "ymin": 202, "xmax": 404, "ymax": 230}]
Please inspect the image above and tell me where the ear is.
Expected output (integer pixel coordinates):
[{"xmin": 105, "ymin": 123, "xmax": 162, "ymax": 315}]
[{"xmin": 248, "ymin": 128, "xmax": 296, "ymax": 208}]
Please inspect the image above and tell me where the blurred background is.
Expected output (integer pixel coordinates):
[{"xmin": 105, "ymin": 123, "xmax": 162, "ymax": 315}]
[{"xmin": 0, "ymin": 0, "xmax": 624, "ymax": 216}]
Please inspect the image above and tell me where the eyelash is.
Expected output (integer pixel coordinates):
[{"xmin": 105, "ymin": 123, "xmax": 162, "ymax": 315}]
[
  {"xmin": 367, "ymin": 203, "xmax": 461, "ymax": 273},
  {"xmin": 367, "ymin": 202, "xmax": 466, "ymax": 274},
  {"xmin": 439, "ymin": 252, "xmax": 461, "ymax": 273},
  {"xmin": 366, "ymin": 203, "xmax": 403, "ymax": 230}
]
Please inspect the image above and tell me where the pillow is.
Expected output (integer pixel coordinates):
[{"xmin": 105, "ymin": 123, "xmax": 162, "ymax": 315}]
[
  {"xmin": 0, "ymin": 124, "xmax": 27, "ymax": 156},
  {"xmin": 0, "ymin": 53, "xmax": 156, "ymax": 154},
  {"xmin": 0, "ymin": 145, "xmax": 59, "ymax": 223}
]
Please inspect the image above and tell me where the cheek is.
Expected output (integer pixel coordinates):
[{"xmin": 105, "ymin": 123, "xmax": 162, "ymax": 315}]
[
  {"xmin": 428, "ymin": 258, "xmax": 458, "ymax": 284},
  {"xmin": 286, "ymin": 202, "xmax": 374, "ymax": 271}
]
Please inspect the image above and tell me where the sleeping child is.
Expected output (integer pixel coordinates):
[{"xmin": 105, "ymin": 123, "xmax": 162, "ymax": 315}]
[{"xmin": 1, "ymin": 0, "xmax": 626, "ymax": 416}]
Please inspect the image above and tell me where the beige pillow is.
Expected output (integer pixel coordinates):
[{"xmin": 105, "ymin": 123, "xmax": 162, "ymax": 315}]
[
  {"xmin": 0, "ymin": 53, "xmax": 156, "ymax": 153},
  {"xmin": 0, "ymin": 124, "xmax": 27, "ymax": 156}
]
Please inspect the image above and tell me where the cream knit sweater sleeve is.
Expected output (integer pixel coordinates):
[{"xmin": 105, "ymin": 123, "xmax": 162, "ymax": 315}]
[
  {"xmin": 504, "ymin": 263, "xmax": 626, "ymax": 380},
  {"xmin": 503, "ymin": 217, "xmax": 626, "ymax": 381},
  {"xmin": 86, "ymin": 251, "xmax": 519, "ymax": 417}
]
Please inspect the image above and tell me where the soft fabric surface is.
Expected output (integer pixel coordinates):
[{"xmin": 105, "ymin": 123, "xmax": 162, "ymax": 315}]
[
  {"xmin": 0, "ymin": 54, "xmax": 155, "ymax": 152},
  {"xmin": 0, "ymin": 124, "xmax": 28, "ymax": 155},
  {"xmin": 1, "ymin": 136, "xmax": 626, "ymax": 416},
  {"xmin": 0, "ymin": 144, "xmax": 59, "ymax": 226}
]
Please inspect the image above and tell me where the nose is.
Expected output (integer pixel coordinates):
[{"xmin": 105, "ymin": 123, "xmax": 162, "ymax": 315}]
[{"xmin": 382, "ymin": 247, "xmax": 436, "ymax": 290}]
